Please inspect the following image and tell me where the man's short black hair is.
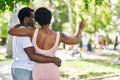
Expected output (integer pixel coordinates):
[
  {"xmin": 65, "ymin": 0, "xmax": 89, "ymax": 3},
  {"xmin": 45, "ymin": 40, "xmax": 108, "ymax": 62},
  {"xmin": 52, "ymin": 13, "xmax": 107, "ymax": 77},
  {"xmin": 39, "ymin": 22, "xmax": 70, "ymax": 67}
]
[
  {"xmin": 18, "ymin": 7, "xmax": 34, "ymax": 23},
  {"xmin": 35, "ymin": 7, "xmax": 52, "ymax": 26}
]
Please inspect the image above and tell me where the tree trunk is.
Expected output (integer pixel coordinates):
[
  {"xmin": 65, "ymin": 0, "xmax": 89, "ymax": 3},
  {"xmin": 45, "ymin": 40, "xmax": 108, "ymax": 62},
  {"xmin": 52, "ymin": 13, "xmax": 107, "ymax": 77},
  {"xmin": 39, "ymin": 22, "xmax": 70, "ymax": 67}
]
[
  {"xmin": 6, "ymin": 35, "xmax": 13, "ymax": 58},
  {"xmin": 65, "ymin": 0, "xmax": 74, "ymax": 35},
  {"xmin": 6, "ymin": 12, "xmax": 19, "ymax": 58},
  {"xmin": 75, "ymin": 10, "xmax": 79, "ymax": 35}
]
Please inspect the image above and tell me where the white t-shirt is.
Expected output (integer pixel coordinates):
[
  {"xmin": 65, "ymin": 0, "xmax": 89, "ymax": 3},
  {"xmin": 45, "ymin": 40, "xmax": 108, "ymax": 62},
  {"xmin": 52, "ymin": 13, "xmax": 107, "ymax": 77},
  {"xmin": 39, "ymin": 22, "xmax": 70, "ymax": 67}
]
[
  {"xmin": 82, "ymin": 35, "xmax": 89, "ymax": 46},
  {"xmin": 12, "ymin": 35, "xmax": 34, "ymax": 71}
]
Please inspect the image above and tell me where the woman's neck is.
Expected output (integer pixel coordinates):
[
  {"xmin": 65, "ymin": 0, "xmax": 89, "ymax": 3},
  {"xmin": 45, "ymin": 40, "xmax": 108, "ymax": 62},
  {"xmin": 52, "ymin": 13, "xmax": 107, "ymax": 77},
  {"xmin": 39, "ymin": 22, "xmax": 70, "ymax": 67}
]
[
  {"xmin": 41, "ymin": 25, "xmax": 51, "ymax": 32},
  {"xmin": 42, "ymin": 25, "xmax": 49, "ymax": 29}
]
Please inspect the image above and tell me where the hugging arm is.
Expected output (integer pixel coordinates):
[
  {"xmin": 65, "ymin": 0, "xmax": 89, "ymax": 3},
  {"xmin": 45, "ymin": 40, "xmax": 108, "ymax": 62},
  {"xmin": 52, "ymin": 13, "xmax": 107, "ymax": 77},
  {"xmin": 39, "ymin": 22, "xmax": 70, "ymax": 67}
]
[
  {"xmin": 8, "ymin": 24, "xmax": 35, "ymax": 37},
  {"xmin": 24, "ymin": 46, "xmax": 61, "ymax": 67},
  {"xmin": 60, "ymin": 19, "xmax": 85, "ymax": 45}
]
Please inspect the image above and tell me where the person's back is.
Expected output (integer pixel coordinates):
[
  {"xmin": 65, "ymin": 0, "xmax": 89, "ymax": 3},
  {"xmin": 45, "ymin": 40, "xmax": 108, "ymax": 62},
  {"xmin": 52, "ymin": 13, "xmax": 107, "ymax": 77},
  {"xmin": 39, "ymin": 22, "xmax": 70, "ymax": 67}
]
[
  {"xmin": 32, "ymin": 28, "xmax": 60, "ymax": 80},
  {"xmin": 32, "ymin": 7, "xmax": 84, "ymax": 80},
  {"xmin": 35, "ymin": 28, "xmax": 58, "ymax": 50}
]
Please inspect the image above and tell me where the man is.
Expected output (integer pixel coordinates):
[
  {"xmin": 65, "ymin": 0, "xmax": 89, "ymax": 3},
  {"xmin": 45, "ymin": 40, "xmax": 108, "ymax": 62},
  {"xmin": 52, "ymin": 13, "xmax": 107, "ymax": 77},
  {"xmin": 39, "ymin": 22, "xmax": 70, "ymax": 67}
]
[{"xmin": 10, "ymin": 7, "xmax": 61, "ymax": 80}]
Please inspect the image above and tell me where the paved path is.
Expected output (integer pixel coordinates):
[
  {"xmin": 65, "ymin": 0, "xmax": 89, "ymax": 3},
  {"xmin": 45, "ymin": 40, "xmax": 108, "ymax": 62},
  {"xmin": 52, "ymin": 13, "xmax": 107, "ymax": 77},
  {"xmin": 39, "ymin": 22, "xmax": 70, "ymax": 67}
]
[{"xmin": 0, "ymin": 61, "xmax": 12, "ymax": 80}]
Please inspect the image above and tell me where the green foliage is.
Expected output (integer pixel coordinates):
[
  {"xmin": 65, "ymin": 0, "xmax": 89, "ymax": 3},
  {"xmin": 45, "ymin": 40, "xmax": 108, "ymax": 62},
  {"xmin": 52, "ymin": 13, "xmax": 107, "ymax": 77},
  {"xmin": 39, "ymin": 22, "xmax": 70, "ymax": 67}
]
[
  {"xmin": 115, "ymin": 0, "xmax": 120, "ymax": 18},
  {"xmin": 83, "ymin": 0, "xmax": 112, "ymax": 33},
  {"xmin": 0, "ymin": 52, "xmax": 12, "ymax": 61},
  {"xmin": 0, "ymin": 11, "xmax": 10, "ymax": 39},
  {"xmin": 84, "ymin": 0, "xmax": 104, "ymax": 10},
  {"xmin": 0, "ymin": 23, "xmax": 8, "ymax": 38},
  {"xmin": 0, "ymin": 0, "xmax": 32, "ymax": 12},
  {"xmin": 52, "ymin": 0, "xmax": 68, "ymax": 32},
  {"xmin": 84, "ymin": 0, "xmax": 89, "ymax": 9},
  {"xmin": 95, "ymin": 0, "xmax": 104, "ymax": 6},
  {"xmin": 0, "ymin": 0, "xmax": 118, "ymax": 46}
]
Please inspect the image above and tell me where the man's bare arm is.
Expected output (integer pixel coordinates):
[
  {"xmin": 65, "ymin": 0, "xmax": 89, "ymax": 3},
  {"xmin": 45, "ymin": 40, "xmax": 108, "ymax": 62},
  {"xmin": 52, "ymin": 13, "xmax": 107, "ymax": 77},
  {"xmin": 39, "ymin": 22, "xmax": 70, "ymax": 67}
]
[{"xmin": 24, "ymin": 46, "xmax": 61, "ymax": 67}]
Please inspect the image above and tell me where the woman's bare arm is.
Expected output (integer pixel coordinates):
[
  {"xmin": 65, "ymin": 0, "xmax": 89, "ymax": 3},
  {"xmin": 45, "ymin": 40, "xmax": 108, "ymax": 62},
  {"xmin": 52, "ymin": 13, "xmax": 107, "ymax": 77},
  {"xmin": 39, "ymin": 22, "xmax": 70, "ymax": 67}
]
[
  {"xmin": 8, "ymin": 27, "xmax": 35, "ymax": 37},
  {"xmin": 60, "ymin": 19, "xmax": 84, "ymax": 45}
]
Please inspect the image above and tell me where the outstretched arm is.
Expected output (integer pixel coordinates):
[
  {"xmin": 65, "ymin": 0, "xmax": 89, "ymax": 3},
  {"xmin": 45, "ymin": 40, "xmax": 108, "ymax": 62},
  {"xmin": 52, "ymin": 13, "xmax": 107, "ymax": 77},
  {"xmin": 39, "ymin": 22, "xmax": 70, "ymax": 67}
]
[
  {"xmin": 60, "ymin": 19, "xmax": 85, "ymax": 45},
  {"xmin": 8, "ymin": 24, "xmax": 35, "ymax": 37}
]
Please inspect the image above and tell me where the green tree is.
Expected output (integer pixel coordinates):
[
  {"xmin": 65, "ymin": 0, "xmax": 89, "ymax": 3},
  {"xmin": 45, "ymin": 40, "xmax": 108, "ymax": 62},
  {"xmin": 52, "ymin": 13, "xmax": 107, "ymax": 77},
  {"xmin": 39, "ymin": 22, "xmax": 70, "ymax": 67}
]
[
  {"xmin": 79, "ymin": 0, "xmax": 112, "ymax": 33},
  {"xmin": 0, "ymin": 0, "xmax": 32, "ymax": 58},
  {"xmin": 0, "ymin": 10, "xmax": 11, "ymax": 45},
  {"xmin": 51, "ymin": 0, "xmax": 68, "ymax": 32},
  {"xmin": 0, "ymin": 0, "xmax": 116, "ymax": 58},
  {"xmin": 0, "ymin": 0, "xmax": 31, "ymax": 12}
]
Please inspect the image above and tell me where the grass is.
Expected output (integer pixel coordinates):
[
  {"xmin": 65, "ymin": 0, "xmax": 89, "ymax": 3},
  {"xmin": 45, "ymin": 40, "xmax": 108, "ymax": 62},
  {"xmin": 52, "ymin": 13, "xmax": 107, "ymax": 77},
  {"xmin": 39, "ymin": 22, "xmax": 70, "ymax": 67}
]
[
  {"xmin": 0, "ymin": 52, "xmax": 12, "ymax": 61},
  {"xmin": 1, "ymin": 48, "xmax": 120, "ymax": 79},
  {"xmin": 60, "ymin": 57, "xmax": 120, "ymax": 79},
  {"xmin": 109, "ymin": 44, "xmax": 120, "ymax": 49}
]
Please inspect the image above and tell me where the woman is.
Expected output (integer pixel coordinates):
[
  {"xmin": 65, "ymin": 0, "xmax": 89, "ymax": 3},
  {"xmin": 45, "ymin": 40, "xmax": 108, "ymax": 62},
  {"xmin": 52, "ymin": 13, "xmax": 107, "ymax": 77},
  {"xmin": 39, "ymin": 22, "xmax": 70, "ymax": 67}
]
[{"xmin": 9, "ymin": 7, "xmax": 84, "ymax": 80}]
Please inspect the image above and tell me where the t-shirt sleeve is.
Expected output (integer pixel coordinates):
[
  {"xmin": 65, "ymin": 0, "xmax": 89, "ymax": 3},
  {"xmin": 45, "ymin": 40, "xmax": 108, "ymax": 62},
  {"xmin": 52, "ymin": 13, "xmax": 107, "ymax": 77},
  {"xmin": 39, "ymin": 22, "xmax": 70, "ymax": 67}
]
[{"xmin": 21, "ymin": 37, "xmax": 33, "ymax": 49}]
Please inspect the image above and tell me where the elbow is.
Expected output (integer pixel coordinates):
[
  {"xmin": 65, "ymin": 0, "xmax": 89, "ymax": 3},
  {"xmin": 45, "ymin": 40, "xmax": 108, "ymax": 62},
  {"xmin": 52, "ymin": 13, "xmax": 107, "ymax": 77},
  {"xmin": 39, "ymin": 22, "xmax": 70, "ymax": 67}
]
[
  {"xmin": 8, "ymin": 30, "xmax": 13, "ymax": 35},
  {"xmin": 28, "ymin": 55, "xmax": 39, "ymax": 63},
  {"xmin": 29, "ymin": 57, "xmax": 33, "ymax": 61},
  {"xmin": 71, "ymin": 39, "xmax": 80, "ymax": 45},
  {"xmin": 27, "ymin": 55, "xmax": 35, "ymax": 61},
  {"xmin": 74, "ymin": 37, "xmax": 80, "ymax": 44},
  {"xmin": 75, "ymin": 39, "xmax": 80, "ymax": 44},
  {"xmin": 29, "ymin": 56, "xmax": 36, "ymax": 61},
  {"xmin": 29, "ymin": 57, "xmax": 38, "ymax": 62}
]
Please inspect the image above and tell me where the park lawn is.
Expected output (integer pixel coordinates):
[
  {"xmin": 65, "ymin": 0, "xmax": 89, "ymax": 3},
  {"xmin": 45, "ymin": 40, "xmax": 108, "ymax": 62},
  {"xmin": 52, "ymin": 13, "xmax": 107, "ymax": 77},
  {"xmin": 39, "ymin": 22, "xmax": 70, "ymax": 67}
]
[
  {"xmin": 1, "ymin": 50, "xmax": 120, "ymax": 79},
  {"xmin": 109, "ymin": 44, "xmax": 120, "ymax": 49},
  {"xmin": 60, "ymin": 59, "xmax": 120, "ymax": 79},
  {"xmin": 0, "ymin": 52, "xmax": 6, "ymax": 60},
  {"xmin": 0, "ymin": 52, "xmax": 12, "ymax": 61}
]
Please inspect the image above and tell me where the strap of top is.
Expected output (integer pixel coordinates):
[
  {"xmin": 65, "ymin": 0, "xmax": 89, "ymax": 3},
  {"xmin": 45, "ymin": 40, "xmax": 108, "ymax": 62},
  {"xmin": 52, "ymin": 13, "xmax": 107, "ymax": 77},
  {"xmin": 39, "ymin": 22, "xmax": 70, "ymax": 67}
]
[
  {"xmin": 32, "ymin": 28, "xmax": 60, "ymax": 51},
  {"xmin": 55, "ymin": 32, "xmax": 60, "ymax": 47},
  {"xmin": 32, "ymin": 28, "xmax": 39, "ymax": 47}
]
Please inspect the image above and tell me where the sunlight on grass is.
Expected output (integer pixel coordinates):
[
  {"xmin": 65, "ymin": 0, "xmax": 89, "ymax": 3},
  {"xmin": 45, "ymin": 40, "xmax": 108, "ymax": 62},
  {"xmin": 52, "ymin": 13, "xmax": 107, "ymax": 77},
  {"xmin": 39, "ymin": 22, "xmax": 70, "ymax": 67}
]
[
  {"xmin": 60, "ymin": 59, "xmax": 120, "ymax": 79},
  {"xmin": 0, "ymin": 52, "xmax": 6, "ymax": 59},
  {"xmin": 0, "ymin": 52, "xmax": 12, "ymax": 61}
]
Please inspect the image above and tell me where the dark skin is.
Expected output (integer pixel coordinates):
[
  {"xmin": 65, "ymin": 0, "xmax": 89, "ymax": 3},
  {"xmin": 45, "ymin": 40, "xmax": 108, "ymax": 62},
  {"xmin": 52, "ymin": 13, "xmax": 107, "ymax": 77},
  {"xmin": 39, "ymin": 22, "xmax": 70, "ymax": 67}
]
[
  {"xmin": 8, "ymin": 20, "xmax": 84, "ymax": 61},
  {"xmin": 8, "ymin": 19, "xmax": 85, "ymax": 46},
  {"xmin": 9, "ymin": 10, "xmax": 84, "ymax": 67},
  {"xmin": 10, "ymin": 11, "xmax": 61, "ymax": 67}
]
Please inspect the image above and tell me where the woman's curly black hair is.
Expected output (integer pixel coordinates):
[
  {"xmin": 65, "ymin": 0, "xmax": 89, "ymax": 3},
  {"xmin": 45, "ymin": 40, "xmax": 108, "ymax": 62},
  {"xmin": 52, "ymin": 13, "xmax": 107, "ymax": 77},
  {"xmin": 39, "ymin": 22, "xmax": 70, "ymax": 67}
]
[{"xmin": 35, "ymin": 7, "xmax": 52, "ymax": 27}]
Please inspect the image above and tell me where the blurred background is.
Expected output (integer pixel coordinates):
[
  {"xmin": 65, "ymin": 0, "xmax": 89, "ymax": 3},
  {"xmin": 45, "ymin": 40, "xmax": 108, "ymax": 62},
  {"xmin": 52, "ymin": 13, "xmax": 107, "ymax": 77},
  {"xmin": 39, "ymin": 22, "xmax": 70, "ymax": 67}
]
[{"xmin": 0, "ymin": 0, "xmax": 120, "ymax": 80}]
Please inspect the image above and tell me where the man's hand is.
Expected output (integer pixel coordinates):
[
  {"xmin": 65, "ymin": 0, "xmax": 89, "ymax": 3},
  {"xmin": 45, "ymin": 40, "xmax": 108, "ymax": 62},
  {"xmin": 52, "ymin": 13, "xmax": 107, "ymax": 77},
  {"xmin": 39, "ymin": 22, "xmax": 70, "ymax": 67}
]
[
  {"xmin": 54, "ymin": 57, "xmax": 62, "ymax": 67},
  {"xmin": 14, "ymin": 24, "xmax": 21, "ymax": 28},
  {"xmin": 79, "ymin": 19, "xmax": 85, "ymax": 30}
]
